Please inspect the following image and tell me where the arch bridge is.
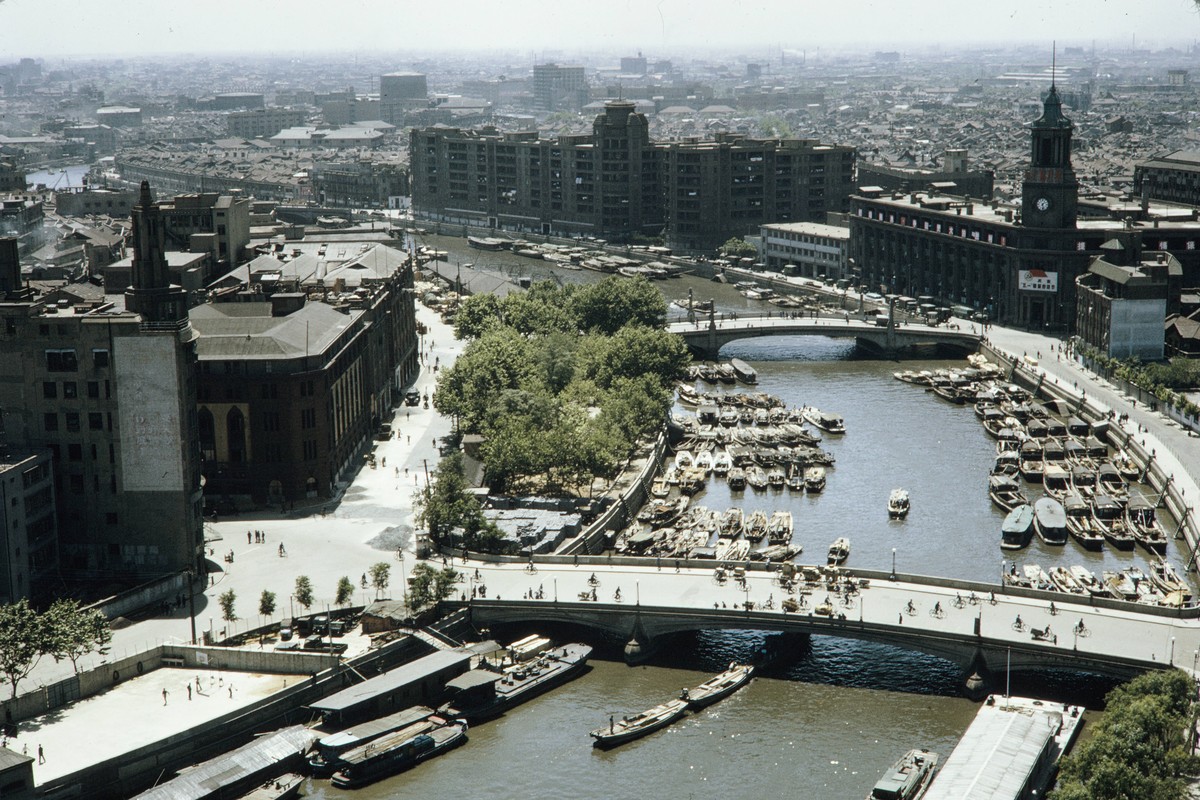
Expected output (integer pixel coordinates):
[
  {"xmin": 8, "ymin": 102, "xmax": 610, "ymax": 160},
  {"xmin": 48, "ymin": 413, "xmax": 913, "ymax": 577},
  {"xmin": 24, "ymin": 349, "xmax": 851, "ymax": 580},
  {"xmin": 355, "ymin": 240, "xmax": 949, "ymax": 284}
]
[
  {"xmin": 445, "ymin": 558, "xmax": 1199, "ymax": 693},
  {"xmin": 666, "ymin": 314, "xmax": 981, "ymax": 360}
]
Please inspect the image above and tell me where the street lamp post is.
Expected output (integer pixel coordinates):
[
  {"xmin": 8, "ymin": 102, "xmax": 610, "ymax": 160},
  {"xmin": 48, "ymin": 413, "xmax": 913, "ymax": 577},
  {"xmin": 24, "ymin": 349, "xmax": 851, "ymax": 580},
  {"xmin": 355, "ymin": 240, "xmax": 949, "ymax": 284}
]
[
  {"xmin": 1171, "ymin": 636, "xmax": 1176, "ymax": 666},
  {"xmin": 891, "ymin": 548, "xmax": 897, "ymax": 580}
]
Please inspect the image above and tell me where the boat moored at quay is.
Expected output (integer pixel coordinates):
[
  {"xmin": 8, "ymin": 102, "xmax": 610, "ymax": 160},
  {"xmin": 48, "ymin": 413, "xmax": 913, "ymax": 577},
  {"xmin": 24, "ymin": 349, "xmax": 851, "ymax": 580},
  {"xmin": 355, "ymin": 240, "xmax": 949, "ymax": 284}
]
[
  {"xmin": 330, "ymin": 718, "xmax": 468, "ymax": 789},
  {"xmin": 1032, "ymin": 497, "xmax": 1068, "ymax": 546},
  {"xmin": 868, "ymin": 748, "xmax": 939, "ymax": 800}
]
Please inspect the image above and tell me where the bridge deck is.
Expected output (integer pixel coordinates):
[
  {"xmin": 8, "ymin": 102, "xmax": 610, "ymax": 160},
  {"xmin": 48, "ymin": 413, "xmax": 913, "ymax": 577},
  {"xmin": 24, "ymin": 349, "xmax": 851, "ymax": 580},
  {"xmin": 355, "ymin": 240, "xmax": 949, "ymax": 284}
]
[
  {"xmin": 667, "ymin": 315, "xmax": 981, "ymax": 356},
  {"xmin": 451, "ymin": 558, "xmax": 1197, "ymax": 677}
]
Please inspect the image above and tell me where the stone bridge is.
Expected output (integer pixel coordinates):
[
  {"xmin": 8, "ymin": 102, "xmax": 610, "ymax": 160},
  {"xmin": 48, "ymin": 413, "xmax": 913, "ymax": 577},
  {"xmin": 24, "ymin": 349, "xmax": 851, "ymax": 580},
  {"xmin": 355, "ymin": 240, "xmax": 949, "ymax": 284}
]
[
  {"xmin": 666, "ymin": 315, "xmax": 981, "ymax": 360},
  {"xmin": 444, "ymin": 557, "xmax": 1200, "ymax": 693}
]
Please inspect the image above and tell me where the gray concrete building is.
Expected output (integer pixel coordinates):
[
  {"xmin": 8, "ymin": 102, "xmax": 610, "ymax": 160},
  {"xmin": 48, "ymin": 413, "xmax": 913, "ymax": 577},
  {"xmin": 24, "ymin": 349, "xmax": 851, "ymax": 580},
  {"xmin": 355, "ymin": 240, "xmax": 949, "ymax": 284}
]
[
  {"xmin": 0, "ymin": 451, "xmax": 57, "ymax": 604},
  {"xmin": 0, "ymin": 184, "xmax": 204, "ymax": 585},
  {"xmin": 410, "ymin": 101, "xmax": 854, "ymax": 251}
]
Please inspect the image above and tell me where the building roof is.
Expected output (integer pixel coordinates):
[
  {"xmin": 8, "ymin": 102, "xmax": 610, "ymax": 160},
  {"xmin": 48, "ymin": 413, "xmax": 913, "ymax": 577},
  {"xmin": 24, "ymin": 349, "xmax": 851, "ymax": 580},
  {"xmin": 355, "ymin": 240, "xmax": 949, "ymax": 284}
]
[
  {"xmin": 309, "ymin": 650, "xmax": 470, "ymax": 713},
  {"xmin": 761, "ymin": 221, "xmax": 850, "ymax": 240},
  {"xmin": 190, "ymin": 300, "xmax": 360, "ymax": 360},
  {"xmin": 131, "ymin": 725, "xmax": 315, "ymax": 800}
]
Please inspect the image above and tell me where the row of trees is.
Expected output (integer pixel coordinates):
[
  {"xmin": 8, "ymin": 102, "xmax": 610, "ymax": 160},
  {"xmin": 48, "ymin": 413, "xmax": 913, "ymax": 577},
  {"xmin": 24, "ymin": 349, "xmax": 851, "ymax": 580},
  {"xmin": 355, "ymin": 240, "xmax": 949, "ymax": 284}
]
[
  {"xmin": 1076, "ymin": 343, "xmax": 1200, "ymax": 420},
  {"xmin": 218, "ymin": 565, "xmax": 396, "ymax": 626},
  {"xmin": 1052, "ymin": 669, "xmax": 1200, "ymax": 799},
  {"xmin": 437, "ymin": 277, "xmax": 689, "ymax": 496},
  {"xmin": 0, "ymin": 599, "xmax": 112, "ymax": 699}
]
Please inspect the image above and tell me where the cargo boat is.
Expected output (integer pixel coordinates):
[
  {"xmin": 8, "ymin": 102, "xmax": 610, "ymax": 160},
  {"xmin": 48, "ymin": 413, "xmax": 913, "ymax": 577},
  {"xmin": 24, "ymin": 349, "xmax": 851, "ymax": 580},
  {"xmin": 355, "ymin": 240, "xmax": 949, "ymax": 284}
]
[
  {"xmin": 439, "ymin": 643, "xmax": 592, "ymax": 722},
  {"xmin": 867, "ymin": 748, "xmax": 939, "ymax": 800},
  {"xmin": 590, "ymin": 698, "xmax": 689, "ymax": 749},
  {"xmin": 307, "ymin": 705, "xmax": 435, "ymax": 776},
  {"xmin": 330, "ymin": 719, "xmax": 467, "ymax": 789}
]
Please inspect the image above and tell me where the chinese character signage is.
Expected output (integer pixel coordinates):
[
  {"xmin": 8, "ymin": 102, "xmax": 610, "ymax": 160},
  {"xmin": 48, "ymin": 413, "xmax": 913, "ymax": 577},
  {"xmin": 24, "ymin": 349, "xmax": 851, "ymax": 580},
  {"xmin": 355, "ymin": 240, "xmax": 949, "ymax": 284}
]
[{"xmin": 1018, "ymin": 269, "xmax": 1058, "ymax": 292}]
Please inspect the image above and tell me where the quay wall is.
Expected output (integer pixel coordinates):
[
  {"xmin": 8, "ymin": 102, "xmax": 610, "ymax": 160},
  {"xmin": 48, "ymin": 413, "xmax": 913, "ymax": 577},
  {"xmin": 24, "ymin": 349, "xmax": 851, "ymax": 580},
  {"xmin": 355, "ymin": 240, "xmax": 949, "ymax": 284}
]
[
  {"xmin": 37, "ymin": 634, "xmax": 431, "ymax": 800},
  {"xmin": 562, "ymin": 430, "xmax": 668, "ymax": 556},
  {"xmin": 980, "ymin": 344, "xmax": 1200, "ymax": 575}
]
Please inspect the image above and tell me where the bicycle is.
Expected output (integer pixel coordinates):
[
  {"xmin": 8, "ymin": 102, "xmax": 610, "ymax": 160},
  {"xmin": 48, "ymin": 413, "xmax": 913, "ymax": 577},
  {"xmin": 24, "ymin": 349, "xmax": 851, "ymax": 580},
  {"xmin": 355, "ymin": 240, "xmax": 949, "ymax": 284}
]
[
  {"xmin": 1012, "ymin": 616, "xmax": 1026, "ymax": 632},
  {"xmin": 952, "ymin": 594, "xmax": 966, "ymax": 610}
]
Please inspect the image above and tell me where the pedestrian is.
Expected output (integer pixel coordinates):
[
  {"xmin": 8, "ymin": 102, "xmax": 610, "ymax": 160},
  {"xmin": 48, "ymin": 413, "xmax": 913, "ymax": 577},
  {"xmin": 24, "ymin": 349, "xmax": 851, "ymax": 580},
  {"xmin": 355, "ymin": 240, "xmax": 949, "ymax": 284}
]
[
  {"xmin": 162, "ymin": 688, "xmax": 169, "ymax": 706},
  {"xmin": 228, "ymin": 687, "xmax": 233, "ymax": 699},
  {"xmin": 898, "ymin": 613, "xmax": 903, "ymax": 625},
  {"xmin": 187, "ymin": 684, "xmax": 192, "ymax": 701},
  {"xmin": 37, "ymin": 745, "xmax": 44, "ymax": 764},
  {"xmin": 247, "ymin": 531, "xmax": 251, "ymax": 544}
]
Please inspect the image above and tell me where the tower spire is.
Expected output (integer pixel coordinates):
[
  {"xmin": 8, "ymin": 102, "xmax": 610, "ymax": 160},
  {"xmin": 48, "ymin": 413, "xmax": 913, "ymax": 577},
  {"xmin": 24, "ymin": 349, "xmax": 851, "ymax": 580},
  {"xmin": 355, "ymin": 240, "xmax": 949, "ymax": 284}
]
[{"xmin": 1051, "ymin": 41, "xmax": 1057, "ymax": 90}]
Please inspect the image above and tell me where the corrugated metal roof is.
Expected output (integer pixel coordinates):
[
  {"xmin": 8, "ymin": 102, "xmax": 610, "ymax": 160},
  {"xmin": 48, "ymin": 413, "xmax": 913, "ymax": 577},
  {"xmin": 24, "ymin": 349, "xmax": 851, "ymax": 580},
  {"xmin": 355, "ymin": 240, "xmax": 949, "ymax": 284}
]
[
  {"xmin": 132, "ymin": 725, "xmax": 315, "ymax": 800},
  {"xmin": 924, "ymin": 701, "xmax": 1056, "ymax": 800},
  {"xmin": 310, "ymin": 650, "xmax": 470, "ymax": 713}
]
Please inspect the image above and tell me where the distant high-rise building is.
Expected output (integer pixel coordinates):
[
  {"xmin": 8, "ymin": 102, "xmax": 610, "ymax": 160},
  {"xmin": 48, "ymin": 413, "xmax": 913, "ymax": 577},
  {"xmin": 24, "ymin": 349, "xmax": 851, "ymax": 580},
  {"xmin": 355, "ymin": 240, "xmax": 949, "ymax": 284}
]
[
  {"xmin": 620, "ymin": 54, "xmax": 647, "ymax": 75},
  {"xmin": 532, "ymin": 63, "xmax": 586, "ymax": 112},
  {"xmin": 380, "ymin": 72, "xmax": 428, "ymax": 124}
]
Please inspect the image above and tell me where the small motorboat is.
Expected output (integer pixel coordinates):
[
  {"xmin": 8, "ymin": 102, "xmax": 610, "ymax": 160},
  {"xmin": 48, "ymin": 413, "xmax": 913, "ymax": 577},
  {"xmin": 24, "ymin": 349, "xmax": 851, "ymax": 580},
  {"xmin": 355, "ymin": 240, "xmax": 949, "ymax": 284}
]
[
  {"xmin": 827, "ymin": 537, "xmax": 850, "ymax": 565},
  {"xmin": 887, "ymin": 488, "xmax": 910, "ymax": 520}
]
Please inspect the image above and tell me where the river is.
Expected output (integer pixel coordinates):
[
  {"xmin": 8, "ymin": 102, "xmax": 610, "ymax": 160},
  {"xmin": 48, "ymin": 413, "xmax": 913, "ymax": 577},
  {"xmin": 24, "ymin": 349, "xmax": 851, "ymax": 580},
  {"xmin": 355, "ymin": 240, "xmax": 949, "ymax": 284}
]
[{"xmin": 296, "ymin": 234, "xmax": 1136, "ymax": 799}]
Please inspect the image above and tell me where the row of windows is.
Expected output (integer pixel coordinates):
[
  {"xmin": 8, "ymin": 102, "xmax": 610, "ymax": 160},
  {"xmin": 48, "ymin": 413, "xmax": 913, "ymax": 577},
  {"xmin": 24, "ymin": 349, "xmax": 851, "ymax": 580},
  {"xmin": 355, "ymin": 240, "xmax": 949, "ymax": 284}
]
[
  {"xmin": 43, "ymin": 380, "xmax": 110, "ymax": 400},
  {"xmin": 44, "ymin": 349, "xmax": 109, "ymax": 372},
  {"xmin": 44, "ymin": 411, "xmax": 111, "ymax": 433}
]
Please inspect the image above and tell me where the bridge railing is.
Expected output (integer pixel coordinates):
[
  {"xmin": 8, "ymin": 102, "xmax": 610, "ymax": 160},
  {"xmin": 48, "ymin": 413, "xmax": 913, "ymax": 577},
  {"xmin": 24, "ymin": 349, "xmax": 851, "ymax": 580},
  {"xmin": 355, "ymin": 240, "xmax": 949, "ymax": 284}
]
[{"xmin": 450, "ymin": 554, "xmax": 1200, "ymax": 620}]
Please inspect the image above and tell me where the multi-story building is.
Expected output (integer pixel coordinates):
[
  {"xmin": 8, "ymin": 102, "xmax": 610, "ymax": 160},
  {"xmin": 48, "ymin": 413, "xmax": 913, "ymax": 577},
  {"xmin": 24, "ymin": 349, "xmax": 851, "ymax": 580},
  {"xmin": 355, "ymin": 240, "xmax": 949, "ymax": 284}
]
[
  {"xmin": 1133, "ymin": 149, "xmax": 1200, "ymax": 207},
  {"xmin": 192, "ymin": 242, "xmax": 418, "ymax": 504},
  {"xmin": 759, "ymin": 221, "xmax": 850, "ymax": 280},
  {"xmin": 157, "ymin": 192, "xmax": 250, "ymax": 269},
  {"xmin": 227, "ymin": 108, "xmax": 309, "ymax": 140},
  {"xmin": 55, "ymin": 187, "xmax": 138, "ymax": 218},
  {"xmin": 95, "ymin": 106, "xmax": 142, "ymax": 127},
  {"xmin": 664, "ymin": 134, "xmax": 855, "ymax": 251},
  {"xmin": 849, "ymin": 84, "xmax": 1200, "ymax": 330},
  {"xmin": 0, "ymin": 184, "xmax": 204, "ymax": 585},
  {"xmin": 380, "ymin": 72, "xmax": 428, "ymax": 124},
  {"xmin": 1075, "ymin": 229, "xmax": 1180, "ymax": 360},
  {"xmin": 312, "ymin": 159, "xmax": 409, "ymax": 208},
  {"xmin": 411, "ymin": 101, "xmax": 854, "ymax": 251},
  {"xmin": 0, "ymin": 160, "xmax": 24, "ymax": 192},
  {"xmin": 532, "ymin": 63, "xmax": 586, "ymax": 112},
  {"xmin": 858, "ymin": 149, "xmax": 995, "ymax": 201},
  {"xmin": 0, "ymin": 451, "xmax": 57, "ymax": 604}
]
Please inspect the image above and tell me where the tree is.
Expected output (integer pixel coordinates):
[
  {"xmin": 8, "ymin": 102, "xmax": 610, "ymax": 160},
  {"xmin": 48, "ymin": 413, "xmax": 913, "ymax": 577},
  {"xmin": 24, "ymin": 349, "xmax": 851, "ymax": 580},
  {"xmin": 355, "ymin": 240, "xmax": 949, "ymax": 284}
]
[
  {"xmin": 407, "ymin": 564, "xmax": 459, "ymax": 610},
  {"xmin": 335, "ymin": 576, "xmax": 355, "ymax": 607},
  {"xmin": 434, "ymin": 328, "xmax": 538, "ymax": 432},
  {"xmin": 293, "ymin": 575, "xmax": 314, "ymax": 612},
  {"xmin": 571, "ymin": 276, "xmax": 666, "ymax": 334},
  {"xmin": 369, "ymin": 562, "xmax": 391, "ymax": 599},
  {"xmin": 44, "ymin": 599, "xmax": 112, "ymax": 675},
  {"xmin": 453, "ymin": 293, "xmax": 503, "ymax": 340},
  {"xmin": 218, "ymin": 589, "xmax": 237, "ymax": 623},
  {"xmin": 719, "ymin": 236, "xmax": 757, "ymax": 258},
  {"xmin": 581, "ymin": 325, "xmax": 690, "ymax": 389},
  {"xmin": 0, "ymin": 599, "xmax": 47, "ymax": 699},
  {"xmin": 258, "ymin": 590, "xmax": 277, "ymax": 618}
]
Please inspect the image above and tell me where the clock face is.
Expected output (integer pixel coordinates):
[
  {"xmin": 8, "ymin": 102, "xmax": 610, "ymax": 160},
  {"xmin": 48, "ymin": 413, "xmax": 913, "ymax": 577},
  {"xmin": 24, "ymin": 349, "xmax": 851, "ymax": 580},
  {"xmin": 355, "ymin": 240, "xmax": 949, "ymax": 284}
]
[{"xmin": 1036, "ymin": 197, "xmax": 1050, "ymax": 212}]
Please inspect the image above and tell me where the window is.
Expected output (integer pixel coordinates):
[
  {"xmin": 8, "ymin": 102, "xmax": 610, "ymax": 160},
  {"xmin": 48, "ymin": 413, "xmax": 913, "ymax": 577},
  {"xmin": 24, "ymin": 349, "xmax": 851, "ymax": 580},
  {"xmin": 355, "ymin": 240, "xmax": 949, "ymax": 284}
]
[
  {"xmin": 63, "ymin": 382, "xmax": 77, "ymax": 399},
  {"xmin": 65, "ymin": 413, "xmax": 80, "ymax": 433},
  {"xmin": 45, "ymin": 349, "xmax": 78, "ymax": 372},
  {"xmin": 42, "ymin": 382, "xmax": 56, "ymax": 399},
  {"xmin": 87, "ymin": 381, "xmax": 99, "ymax": 399},
  {"xmin": 88, "ymin": 413, "xmax": 103, "ymax": 431},
  {"xmin": 43, "ymin": 413, "xmax": 58, "ymax": 432},
  {"xmin": 301, "ymin": 408, "xmax": 316, "ymax": 429},
  {"xmin": 92, "ymin": 349, "xmax": 110, "ymax": 368}
]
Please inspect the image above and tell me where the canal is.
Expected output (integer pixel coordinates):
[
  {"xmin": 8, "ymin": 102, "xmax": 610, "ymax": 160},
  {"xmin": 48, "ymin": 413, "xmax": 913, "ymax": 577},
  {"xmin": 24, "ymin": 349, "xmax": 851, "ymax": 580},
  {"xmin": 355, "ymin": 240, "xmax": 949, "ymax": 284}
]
[{"xmin": 296, "ymin": 234, "xmax": 1134, "ymax": 799}]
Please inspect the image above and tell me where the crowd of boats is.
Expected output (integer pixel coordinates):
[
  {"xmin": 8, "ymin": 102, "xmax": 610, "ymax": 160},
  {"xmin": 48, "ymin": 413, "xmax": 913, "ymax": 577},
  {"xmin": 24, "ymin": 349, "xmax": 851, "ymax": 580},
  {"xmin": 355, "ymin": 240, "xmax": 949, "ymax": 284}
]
[
  {"xmin": 895, "ymin": 354, "xmax": 1191, "ymax": 607},
  {"xmin": 590, "ymin": 663, "xmax": 754, "ymax": 748}
]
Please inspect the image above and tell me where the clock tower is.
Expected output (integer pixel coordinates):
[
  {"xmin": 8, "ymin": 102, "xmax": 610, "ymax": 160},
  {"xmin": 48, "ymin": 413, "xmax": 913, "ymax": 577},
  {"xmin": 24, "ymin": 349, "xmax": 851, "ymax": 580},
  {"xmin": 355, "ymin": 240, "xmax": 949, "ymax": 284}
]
[{"xmin": 1020, "ymin": 82, "xmax": 1078, "ymax": 229}]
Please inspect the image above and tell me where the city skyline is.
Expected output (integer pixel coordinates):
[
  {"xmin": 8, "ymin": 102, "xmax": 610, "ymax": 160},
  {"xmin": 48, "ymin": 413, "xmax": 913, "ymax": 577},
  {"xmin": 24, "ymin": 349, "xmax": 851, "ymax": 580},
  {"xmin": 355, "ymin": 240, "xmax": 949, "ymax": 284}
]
[{"xmin": 2, "ymin": 0, "xmax": 1200, "ymax": 59}]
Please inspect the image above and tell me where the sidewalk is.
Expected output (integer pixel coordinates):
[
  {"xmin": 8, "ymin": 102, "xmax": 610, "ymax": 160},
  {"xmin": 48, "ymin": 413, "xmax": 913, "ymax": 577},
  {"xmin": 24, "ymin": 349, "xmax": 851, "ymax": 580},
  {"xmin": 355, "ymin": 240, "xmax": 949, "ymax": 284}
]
[
  {"xmin": 22, "ymin": 295, "xmax": 464, "ymax": 689},
  {"xmin": 981, "ymin": 324, "xmax": 1200, "ymax": 502}
]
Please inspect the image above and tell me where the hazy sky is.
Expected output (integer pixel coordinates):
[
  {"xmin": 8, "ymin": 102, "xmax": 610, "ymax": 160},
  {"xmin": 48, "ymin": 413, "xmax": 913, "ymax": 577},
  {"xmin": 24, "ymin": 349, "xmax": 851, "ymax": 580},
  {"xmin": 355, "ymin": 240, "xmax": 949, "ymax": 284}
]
[{"xmin": 3, "ymin": 0, "xmax": 1200, "ymax": 58}]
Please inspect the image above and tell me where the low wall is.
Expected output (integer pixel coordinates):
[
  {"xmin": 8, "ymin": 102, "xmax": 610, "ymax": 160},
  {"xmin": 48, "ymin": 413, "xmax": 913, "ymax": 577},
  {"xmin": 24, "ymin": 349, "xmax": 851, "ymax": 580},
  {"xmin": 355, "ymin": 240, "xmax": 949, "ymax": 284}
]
[
  {"xmin": 37, "ymin": 634, "xmax": 431, "ymax": 800},
  {"xmin": 87, "ymin": 572, "xmax": 190, "ymax": 621},
  {"xmin": 562, "ymin": 430, "xmax": 667, "ymax": 556}
]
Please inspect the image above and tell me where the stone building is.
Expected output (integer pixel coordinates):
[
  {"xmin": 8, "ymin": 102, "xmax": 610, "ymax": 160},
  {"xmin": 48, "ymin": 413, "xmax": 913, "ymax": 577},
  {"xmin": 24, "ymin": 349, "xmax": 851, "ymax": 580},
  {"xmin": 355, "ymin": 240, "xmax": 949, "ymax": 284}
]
[
  {"xmin": 0, "ymin": 183, "xmax": 204, "ymax": 586},
  {"xmin": 192, "ymin": 243, "xmax": 418, "ymax": 504},
  {"xmin": 759, "ymin": 221, "xmax": 850, "ymax": 280},
  {"xmin": 0, "ymin": 451, "xmax": 57, "ymax": 604},
  {"xmin": 850, "ymin": 84, "xmax": 1200, "ymax": 329}
]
